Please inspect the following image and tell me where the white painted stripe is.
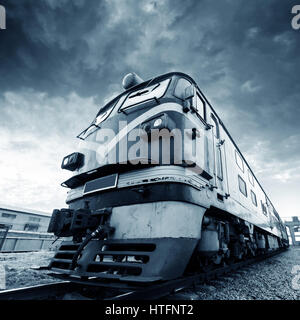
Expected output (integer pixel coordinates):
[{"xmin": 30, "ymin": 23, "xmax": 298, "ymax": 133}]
[
  {"xmin": 105, "ymin": 102, "xmax": 202, "ymax": 155},
  {"xmin": 76, "ymin": 102, "xmax": 204, "ymax": 174},
  {"xmin": 66, "ymin": 165, "xmax": 207, "ymax": 202}
]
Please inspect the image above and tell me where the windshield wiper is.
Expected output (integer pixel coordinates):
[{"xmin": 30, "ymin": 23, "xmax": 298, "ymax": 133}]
[
  {"xmin": 76, "ymin": 123, "xmax": 100, "ymax": 140},
  {"xmin": 130, "ymin": 89, "xmax": 149, "ymax": 98},
  {"xmin": 144, "ymin": 76, "xmax": 156, "ymax": 90},
  {"xmin": 128, "ymin": 83, "xmax": 160, "ymax": 99}
]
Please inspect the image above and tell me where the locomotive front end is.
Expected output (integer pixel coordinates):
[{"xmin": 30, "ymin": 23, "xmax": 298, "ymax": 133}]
[{"xmin": 47, "ymin": 72, "xmax": 213, "ymax": 283}]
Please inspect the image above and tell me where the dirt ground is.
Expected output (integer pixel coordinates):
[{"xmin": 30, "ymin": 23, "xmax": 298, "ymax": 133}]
[{"xmin": 0, "ymin": 250, "xmax": 56, "ymax": 290}]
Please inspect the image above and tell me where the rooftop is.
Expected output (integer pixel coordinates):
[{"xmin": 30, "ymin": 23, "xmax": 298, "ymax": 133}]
[{"xmin": 0, "ymin": 203, "xmax": 51, "ymax": 217}]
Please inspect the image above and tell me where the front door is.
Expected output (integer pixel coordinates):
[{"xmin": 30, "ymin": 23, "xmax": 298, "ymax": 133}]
[{"xmin": 210, "ymin": 113, "xmax": 227, "ymax": 198}]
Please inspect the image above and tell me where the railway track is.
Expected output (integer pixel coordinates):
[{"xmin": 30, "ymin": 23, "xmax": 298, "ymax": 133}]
[
  {"xmin": 0, "ymin": 281, "xmax": 80, "ymax": 300},
  {"xmin": 0, "ymin": 248, "xmax": 286, "ymax": 300}
]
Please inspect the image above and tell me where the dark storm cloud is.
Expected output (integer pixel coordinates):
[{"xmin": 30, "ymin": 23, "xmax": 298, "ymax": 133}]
[
  {"xmin": 0, "ymin": 0, "xmax": 110, "ymax": 96},
  {"xmin": 0, "ymin": 0, "xmax": 299, "ymax": 212},
  {"xmin": 1, "ymin": 0, "xmax": 299, "ymax": 102}
]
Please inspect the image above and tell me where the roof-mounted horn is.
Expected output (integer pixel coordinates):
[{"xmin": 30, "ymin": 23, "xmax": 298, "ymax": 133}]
[{"xmin": 122, "ymin": 72, "xmax": 144, "ymax": 90}]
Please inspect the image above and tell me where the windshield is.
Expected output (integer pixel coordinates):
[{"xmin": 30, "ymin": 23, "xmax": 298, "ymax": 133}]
[
  {"xmin": 77, "ymin": 98, "xmax": 118, "ymax": 140},
  {"xmin": 77, "ymin": 77, "xmax": 171, "ymax": 140}
]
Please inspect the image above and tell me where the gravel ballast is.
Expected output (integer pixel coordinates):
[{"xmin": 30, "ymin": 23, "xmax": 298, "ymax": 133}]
[
  {"xmin": 0, "ymin": 251, "xmax": 56, "ymax": 290},
  {"xmin": 0, "ymin": 247, "xmax": 299, "ymax": 300},
  {"xmin": 168, "ymin": 247, "xmax": 300, "ymax": 300}
]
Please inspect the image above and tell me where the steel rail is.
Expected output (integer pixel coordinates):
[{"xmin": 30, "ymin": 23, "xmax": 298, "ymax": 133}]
[
  {"xmin": 0, "ymin": 281, "xmax": 79, "ymax": 300},
  {"xmin": 0, "ymin": 248, "xmax": 287, "ymax": 300},
  {"xmin": 106, "ymin": 248, "xmax": 287, "ymax": 300}
]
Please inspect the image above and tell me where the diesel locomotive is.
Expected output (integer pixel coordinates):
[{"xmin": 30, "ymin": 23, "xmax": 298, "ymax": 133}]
[{"xmin": 47, "ymin": 72, "xmax": 289, "ymax": 283}]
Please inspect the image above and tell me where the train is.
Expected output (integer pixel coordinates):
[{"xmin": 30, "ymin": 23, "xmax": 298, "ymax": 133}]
[{"xmin": 47, "ymin": 71, "xmax": 289, "ymax": 284}]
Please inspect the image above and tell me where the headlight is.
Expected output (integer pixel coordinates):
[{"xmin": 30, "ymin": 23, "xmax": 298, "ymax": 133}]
[
  {"xmin": 153, "ymin": 118, "xmax": 163, "ymax": 128},
  {"xmin": 61, "ymin": 152, "xmax": 84, "ymax": 171},
  {"xmin": 141, "ymin": 113, "xmax": 169, "ymax": 134}
]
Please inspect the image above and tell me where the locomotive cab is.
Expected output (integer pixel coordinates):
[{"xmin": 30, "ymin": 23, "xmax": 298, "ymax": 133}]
[{"xmin": 60, "ymin": 72, "xmax": 213, "ymax": 190}]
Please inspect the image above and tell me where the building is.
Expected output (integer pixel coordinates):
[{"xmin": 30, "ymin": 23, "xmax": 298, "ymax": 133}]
[
  {"xmin": 0, "ymin": 204, "xmax": 51, "ymax": 232},
  {"xmin": 0, "ymin": 204, "xmax": 57, "ymax": 252},
  {"xmin": 284, "ymin": 216, "xmax": 300, "ymax": 246}
]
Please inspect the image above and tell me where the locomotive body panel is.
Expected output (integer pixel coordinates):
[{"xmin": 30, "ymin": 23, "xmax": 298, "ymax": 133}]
[
  {"xmin": 66, "ymin": 98, "xmax": 283, "ymax": 238},
  {"xmin": 109, "ymin": 201, "xmax": 205, "ymax": 239},
  {"xmin": 48, "ymin": 72, "xmax": 288, "ymax": 283}
]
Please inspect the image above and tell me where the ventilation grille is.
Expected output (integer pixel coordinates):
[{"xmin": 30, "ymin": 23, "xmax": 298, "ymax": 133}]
[{"xmin": 50, "ymin": 241, "xmax": 156, "ymax": 279}]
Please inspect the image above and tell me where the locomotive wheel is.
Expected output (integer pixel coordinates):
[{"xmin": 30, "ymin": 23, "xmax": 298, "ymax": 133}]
[
  {"xmin": 199, "ymin": 257, "xmax": 214, "ymax": 272},
  {"xmin": 224, "ymin": 250, "xmax": 234, "ymax": 265}
]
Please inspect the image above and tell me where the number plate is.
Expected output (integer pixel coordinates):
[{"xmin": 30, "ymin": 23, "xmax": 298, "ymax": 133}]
[{"xmin": 83, "ymin": 173, "xmax": 118, "ymax": 195}]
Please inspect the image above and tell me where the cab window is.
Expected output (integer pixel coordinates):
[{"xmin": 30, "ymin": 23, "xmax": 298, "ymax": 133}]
[
  {"xmin": 174, "ymin": 78, "xmax": 192, "ymax": 100},
  {"xmin": 211, "ymin": 113, "xmax": 220, "ymax": 139},
  {"xmin": 196, "ymin": 93, "xmax": 205, "ymax": 120}
]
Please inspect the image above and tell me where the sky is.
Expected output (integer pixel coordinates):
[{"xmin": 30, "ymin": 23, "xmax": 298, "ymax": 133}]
[{"xmin": 0, "ymin": 0, "xmax": 299, "ymax": 217}]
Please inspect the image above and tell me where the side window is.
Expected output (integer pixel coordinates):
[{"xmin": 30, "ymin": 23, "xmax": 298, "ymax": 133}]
[
  {"xmin": 174, "ymin": 78, "xmax": 192, "ymax": 100},
  {"xmin": 196, "ymin": 93, "xmax": 205, "ymax": 120},
  {"xmin": 235, "ymin": 150, "xmax": 244, "ymax": 172},
  {"xmin": 24, "ymin": 223, "xmax": 39, "ymax": 232},
  {"xmin": 211, "ymin": 114, "xmax": 220, "ymax": 139},
  {"xmin": 248, "ymin": 169, "xmax": 254, "ymax": 186},
  {"xmin": 1, "ymin": 212, "xmax": 17, "ymax": 219},
  {"xmin": 251, "ymin": 190, "xmax": 257, "ymax": 206},
  {"xmin": 261, "ymin": 201, "xmax": 267, "ymax": 216},
  {"xmin": 238, "ymin": 175, "xmax": 247, "ymax": 197}
]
